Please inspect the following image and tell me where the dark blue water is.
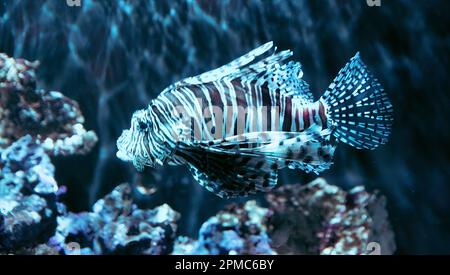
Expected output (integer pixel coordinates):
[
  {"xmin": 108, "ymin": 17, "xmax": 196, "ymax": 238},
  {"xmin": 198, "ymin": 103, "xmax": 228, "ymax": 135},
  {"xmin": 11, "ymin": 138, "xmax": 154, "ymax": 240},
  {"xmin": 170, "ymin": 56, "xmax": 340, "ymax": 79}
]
[{"xmin": 0, "ymin": 0, "xmax": 448, "ymax": 254}]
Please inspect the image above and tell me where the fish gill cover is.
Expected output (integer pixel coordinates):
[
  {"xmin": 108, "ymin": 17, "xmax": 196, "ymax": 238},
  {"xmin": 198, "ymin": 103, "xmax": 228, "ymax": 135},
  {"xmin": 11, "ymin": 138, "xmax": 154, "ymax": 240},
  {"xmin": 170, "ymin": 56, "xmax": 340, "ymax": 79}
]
[{"xmin": 0, "ymin": 0, "xmax": 449, "ymax": 254}]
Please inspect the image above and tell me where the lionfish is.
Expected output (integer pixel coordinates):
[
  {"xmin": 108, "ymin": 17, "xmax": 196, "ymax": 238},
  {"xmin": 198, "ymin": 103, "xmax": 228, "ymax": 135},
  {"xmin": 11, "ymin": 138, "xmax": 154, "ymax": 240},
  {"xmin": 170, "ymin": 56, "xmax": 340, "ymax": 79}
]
[{"xmin": 117, "ymin": 42, "xmax": 393, "ymax": 198}]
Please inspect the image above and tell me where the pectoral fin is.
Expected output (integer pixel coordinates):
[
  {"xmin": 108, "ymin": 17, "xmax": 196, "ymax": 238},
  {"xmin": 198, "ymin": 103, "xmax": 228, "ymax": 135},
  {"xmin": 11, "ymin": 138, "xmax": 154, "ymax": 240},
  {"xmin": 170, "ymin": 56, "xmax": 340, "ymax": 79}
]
[{"xmin": 176, "ymin": 143, "xmax": 280, "ymax": 198}]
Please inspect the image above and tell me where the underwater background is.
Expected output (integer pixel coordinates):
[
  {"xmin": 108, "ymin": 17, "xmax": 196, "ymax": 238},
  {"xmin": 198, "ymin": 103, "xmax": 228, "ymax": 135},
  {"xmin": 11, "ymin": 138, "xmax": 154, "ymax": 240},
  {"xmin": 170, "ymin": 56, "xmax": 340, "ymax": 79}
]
[{"xmin": 0, "ymin": 0, "xmax": 449, "ymax": 254}]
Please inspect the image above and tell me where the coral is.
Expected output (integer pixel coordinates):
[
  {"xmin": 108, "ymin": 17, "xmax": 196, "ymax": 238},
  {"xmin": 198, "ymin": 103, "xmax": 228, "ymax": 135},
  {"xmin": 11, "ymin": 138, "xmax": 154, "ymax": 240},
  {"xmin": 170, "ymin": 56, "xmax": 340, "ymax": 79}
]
[
  {"xmin": 173, "ymin": 178, "xmax": 396, "ymax": 255},
  {"xmin": 172, "ymin": 236, "xmax": 199, "ymax": 255},
  {"xmin": 0, "ymin": 136, "xmax": 58, "ymax": 252},
  {"xmin": 0, "ymin": 52, "xmax": 98, "ymax": 253},
  {"xmin": 16, "ymin": 244, "xmax": 61, "ymax": 255},
  {"xmin": 0, "ymin": 53, "xmax": 97, "ymax": 156},
  {"xmin": 0, "ymin": 86, "xmax": 176, "ymax": 254},
  {"xmin": 265, "ymin": 178, "xmax": 396, "ymax": 255},
  {"xmin": 173, "ymin": 200, "xmax": 276, "ymax": 255},
  {"xmin": 52, "ymin": 183, "xmax": 180, "ymax": 255}
]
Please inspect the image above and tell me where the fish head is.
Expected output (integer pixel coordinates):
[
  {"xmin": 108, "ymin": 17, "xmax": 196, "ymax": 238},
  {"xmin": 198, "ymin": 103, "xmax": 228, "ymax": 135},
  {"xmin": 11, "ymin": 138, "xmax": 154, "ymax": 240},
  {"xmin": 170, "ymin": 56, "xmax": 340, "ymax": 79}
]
[{"xmin": 116, "ymin": 108, "xmax": 159, "ymax": 171}]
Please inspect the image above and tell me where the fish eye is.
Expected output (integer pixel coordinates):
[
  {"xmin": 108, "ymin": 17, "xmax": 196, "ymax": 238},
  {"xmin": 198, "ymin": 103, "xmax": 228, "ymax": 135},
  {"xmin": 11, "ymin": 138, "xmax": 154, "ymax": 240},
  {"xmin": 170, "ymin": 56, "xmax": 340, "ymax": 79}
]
[{"xmin": 138, "ymin": 121, "xmax": 148, "ymax": 131}]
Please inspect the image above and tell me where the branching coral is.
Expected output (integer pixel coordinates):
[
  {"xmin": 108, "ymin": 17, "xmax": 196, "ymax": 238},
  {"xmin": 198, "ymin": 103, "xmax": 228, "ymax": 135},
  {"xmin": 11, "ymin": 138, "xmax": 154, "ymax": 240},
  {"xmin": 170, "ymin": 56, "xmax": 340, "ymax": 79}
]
[
  {"xmin": 173, "ymin": 178, "xmax": 396, "ymax": 255},
  {"xmin": 52, "ymin": 183, "xmax": 180, "ymax": 255},
  {"xmin": 0, "ymin": 53, "xmax": 99, "ymax": 253}
]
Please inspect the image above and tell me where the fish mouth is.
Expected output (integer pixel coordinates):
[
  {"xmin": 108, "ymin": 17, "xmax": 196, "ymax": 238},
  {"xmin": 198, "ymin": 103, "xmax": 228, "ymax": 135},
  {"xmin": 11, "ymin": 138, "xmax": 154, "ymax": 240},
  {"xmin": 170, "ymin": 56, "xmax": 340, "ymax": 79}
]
[
  {"xmin": 116, "ymin": 129, "xmax": 151, "ymax": 171},
  {"xmin": 116, "ymin": 149, "xmax": 132, "ymax": 162},
  {"xmin": 116, "ymin": 130, "xmax": 133, "ymax": 162}
]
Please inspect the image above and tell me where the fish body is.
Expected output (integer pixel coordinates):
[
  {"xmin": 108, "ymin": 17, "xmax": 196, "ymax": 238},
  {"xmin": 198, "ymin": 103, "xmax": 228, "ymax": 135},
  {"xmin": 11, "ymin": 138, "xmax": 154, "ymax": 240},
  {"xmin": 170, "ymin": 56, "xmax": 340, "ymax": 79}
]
[{"xmin": 117, "ymin": 42, "xmax": 393, "ymax": 198}]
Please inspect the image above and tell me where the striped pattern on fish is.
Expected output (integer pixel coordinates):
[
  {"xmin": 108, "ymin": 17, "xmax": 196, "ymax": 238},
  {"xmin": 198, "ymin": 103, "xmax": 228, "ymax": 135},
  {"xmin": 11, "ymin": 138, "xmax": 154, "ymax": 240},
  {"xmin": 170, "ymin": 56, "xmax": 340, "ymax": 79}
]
[{"xmin": 116, "ymin": 42, "xmax": 393, "ymax": 198}]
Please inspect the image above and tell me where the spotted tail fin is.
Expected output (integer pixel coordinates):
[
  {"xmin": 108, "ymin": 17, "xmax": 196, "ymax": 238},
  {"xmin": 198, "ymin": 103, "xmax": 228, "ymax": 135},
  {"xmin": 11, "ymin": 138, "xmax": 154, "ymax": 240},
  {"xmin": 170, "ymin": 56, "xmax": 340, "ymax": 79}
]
[{"xmin": 320, "ymin": 53, "xmax": 393, "ymax": 150}]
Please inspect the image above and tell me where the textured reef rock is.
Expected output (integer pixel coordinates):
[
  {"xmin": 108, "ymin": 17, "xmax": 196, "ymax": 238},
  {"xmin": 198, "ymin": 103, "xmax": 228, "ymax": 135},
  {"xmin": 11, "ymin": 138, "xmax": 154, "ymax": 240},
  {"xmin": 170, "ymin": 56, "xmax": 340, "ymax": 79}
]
[
  {"xmin": 173, "ymin": 178, "xmax": 395, "ymax": 255},
  {"xmin": 1, "ymin": 180, "xmax": 180, "ymax": 255},
  {"xmin": 0, "ymin": 136, "xmax": 58, "ymax": 252},
  {"xmin": 172, "ymin": 201, "xmax": 276, "ymax": 255},
  {"xmin": 0, "ymin": 53, "xmax": 99, "ymax": 253},
  {"xmin": 266, "ymin": 178, "xmax": 396, "ymax": 255},
  {"xmin": 0, "ymin": 53, "xmax": 97, "ymax": 156},
  {"xmin": 51, "ymin": 183, "xmax": 180, "ymax": 255}
]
